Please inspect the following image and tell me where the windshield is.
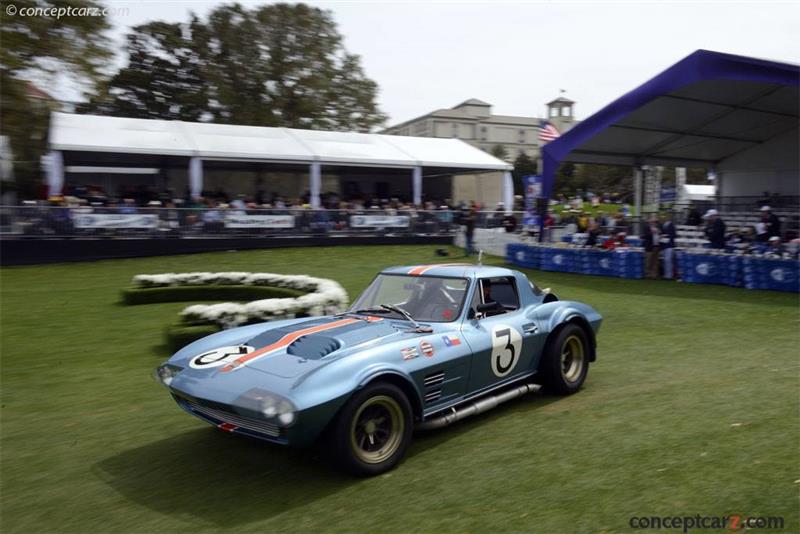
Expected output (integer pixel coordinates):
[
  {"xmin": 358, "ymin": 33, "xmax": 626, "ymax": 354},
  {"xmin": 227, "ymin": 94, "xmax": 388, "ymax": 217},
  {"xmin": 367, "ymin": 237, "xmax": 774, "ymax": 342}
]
[{"xmin": 349, "ymin": 274, "xmax": 469, "ymax": 323}]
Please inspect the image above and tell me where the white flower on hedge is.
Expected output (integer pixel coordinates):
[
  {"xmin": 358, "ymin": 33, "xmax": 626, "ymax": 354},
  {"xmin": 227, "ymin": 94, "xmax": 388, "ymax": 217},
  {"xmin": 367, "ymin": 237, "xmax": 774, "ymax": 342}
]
[{"xmin": 133, "ymin": 271, "xmax": 348, "ymax": 328}]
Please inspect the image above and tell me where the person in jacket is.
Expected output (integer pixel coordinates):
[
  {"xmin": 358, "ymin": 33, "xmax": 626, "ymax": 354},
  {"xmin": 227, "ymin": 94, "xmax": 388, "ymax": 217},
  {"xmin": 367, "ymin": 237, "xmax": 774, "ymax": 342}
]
[
  {"xmin": 642, "ymin": 216, "xmax": 661, "ymax": 279},
  {"xmin": 660, "ymin": 213, "xmax": 677, "ymax": 279},
  {"xmin": 760, "ymin": 206, "xmax": 782, "ymax": 240},
  {"xmin": 703, "ymin": 209, "xmax": 726, "ymax": 249}
]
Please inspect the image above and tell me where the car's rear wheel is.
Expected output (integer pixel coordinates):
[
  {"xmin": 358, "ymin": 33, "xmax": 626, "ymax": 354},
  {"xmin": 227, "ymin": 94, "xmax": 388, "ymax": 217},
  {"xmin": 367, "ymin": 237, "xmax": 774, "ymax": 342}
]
[
  {"xmin": 331, "ymin": 382, "xmax": 412, "ymax": 476},
  {"xmin": 538, "ymin": 323, "xmax": 589, "ymax": 395}
]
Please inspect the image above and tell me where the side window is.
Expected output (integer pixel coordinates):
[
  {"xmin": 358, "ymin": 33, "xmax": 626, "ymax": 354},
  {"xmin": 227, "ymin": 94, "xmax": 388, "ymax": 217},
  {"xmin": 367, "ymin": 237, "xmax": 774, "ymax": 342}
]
[
  {"xmin": 474, "ymin": 277, "xmax": 520, "ymax": 318},
  {"xmin": 488, "ymin": 277, "xmax": 520, "ymax": 310}
]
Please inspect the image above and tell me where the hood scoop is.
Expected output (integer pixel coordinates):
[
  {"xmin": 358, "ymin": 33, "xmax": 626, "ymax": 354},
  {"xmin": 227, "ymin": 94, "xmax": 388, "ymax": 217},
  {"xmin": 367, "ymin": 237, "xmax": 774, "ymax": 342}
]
[{"xmin": 286, "ymin": 335, "xmax": 341, "ymax": 360}]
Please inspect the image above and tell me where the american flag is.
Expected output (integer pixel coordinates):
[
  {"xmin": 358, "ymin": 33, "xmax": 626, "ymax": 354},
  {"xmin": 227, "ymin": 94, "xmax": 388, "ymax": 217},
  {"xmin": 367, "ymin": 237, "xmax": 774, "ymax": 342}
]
[{"xmin": 538, "ymin": 120, "xmax": 560, "ymax": 143}]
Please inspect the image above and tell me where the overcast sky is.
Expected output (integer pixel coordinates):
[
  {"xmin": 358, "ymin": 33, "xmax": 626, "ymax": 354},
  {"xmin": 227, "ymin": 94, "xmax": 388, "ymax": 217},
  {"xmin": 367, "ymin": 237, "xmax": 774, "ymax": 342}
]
[{"xmin": 103, "ymin": 0, "xmax": 799, "ymax": 126}]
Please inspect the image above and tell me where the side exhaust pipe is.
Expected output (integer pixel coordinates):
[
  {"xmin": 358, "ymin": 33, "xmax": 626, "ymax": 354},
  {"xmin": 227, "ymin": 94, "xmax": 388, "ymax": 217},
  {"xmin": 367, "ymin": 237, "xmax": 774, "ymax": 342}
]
[{"xmin": 417, "ymin": 383, "xmax": 541, "ymax": 431}]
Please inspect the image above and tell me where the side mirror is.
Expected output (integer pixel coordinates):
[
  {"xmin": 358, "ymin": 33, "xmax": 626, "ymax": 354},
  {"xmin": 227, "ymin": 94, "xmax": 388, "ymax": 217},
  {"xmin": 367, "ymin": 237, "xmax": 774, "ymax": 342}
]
[{"xmin": 476, "ymin": 302, "xmax": 495, "ymax": 313}]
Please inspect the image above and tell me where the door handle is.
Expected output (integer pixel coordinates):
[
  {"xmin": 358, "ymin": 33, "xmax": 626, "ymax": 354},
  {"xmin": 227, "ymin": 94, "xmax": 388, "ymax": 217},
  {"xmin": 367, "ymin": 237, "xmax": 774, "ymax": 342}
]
[{"xmin": 523, "ymin": 323, "xmax": 538, "ymax": 335}]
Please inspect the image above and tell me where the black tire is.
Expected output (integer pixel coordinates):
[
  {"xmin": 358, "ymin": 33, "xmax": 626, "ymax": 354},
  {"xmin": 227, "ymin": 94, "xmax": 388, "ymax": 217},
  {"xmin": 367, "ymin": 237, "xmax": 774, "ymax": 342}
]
[
  {"xmin": 330, "ymin": 382, "xmax": 413, "ymax": 477},
  {"xmin": 538, "ymin": 323, "xmax": 590, "ymax": 395}
]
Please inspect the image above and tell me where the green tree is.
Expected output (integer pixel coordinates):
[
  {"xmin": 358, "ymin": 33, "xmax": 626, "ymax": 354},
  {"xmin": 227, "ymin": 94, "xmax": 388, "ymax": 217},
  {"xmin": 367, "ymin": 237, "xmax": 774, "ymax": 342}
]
[
  {"xmin": 490, "ymin": 144, "xmax": 508, "ymax": 160},
  {"xmin": 81, "ymin": 20, "xmax": 208, "ymax": 121},
  {"xmin": 85, "ymin": 3, "xmax": 387, "ymax": 131},
  {"xmin": 511, "ymin": 151, "xmax": 536, "ymax": 196},
  {"xmin": 1, "ymin": 0, "xmax": 112, "ymax": 195}
]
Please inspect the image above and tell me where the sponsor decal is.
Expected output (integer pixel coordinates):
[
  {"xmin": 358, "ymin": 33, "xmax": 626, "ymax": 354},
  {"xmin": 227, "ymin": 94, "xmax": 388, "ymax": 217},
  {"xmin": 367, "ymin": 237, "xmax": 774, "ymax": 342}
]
[
  {"xmin": 220, "ymin": 316, "xmax": 382, "ymax": 372},
  {"xmin": 553, "ymin": 254, "xmax": 564, "ymax": 266},
  {"xmin": 490, "ymin": 324, "xmax": 522, "ymax": 377},
  {"xmin": 696, "ymin": 263, "xmax": 714, "ymax": 276},
  {"xmin": 350, "ymin": 215, "xmax": 410, "ymax": 228},
  {"xmin": 401, "ymin": 346, "xmax": 419, "ymax": 360},
  {"xmin": 189, "ymin": 345, "xmax": 254, "ymax": 369},
  {"xmin": 770, "ymin": 268, "xmax": 793, "ymax": 282},
  {"xmin": 442, "ymin": 335, "xmax": 461, "ymax": 347},
  {"xmin": 599, "ymin": 258, "xmax": 611, "ymax": 269},
  {"xmin": 74, "ymin": 213, "xmax": 158, "ymax": 229},
  {"xmin": 420, "ymin": 340, "xmax": 435, "ymax": 357},
  {"xmin": 217, "ymin": 422, "xmax": 238, "ymax": 432},
  {"xmin": 224, "ymin": 214, "xmax": 294, "ymax": 228}
]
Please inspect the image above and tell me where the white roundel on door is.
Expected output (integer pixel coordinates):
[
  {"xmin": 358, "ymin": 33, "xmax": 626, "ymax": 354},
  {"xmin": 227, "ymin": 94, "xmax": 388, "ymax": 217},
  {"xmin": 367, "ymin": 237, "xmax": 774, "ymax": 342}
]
[{"xmin": 490, "ymin": 325, "xmax": 523, "ymax": 377}]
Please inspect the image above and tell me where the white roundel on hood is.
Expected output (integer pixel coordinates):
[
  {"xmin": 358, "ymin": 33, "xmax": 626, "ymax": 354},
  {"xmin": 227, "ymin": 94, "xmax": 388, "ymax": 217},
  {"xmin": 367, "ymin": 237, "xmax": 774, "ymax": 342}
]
[{"xmin": 189, "ymin": 345, "xmax": 254, "ymax": 369}]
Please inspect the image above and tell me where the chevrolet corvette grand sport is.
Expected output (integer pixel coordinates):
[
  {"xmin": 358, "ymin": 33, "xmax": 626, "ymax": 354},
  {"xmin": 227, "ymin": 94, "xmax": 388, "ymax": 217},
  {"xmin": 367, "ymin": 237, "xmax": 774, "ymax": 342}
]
[{"xmin": 155, "ymin": 264, "xmax": 602, "ymax": 476}]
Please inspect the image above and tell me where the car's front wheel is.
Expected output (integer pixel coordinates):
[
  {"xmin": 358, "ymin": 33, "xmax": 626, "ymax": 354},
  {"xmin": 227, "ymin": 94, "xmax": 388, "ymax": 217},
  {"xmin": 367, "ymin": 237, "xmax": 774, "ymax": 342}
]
[
  {"xmin": 538, "ymin": 323, "xmax": 590, "ymax": 395},
  {"xmin": 331, "ymin": 382, "xmax": 413, "ymax": 476}
]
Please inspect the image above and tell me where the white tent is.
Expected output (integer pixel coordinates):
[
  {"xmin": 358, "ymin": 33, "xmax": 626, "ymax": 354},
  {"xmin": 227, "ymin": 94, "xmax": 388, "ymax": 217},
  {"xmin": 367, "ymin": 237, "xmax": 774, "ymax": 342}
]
[{"xmin": 48, "ymin": 112, "xmax": 512, "ymax": 205}]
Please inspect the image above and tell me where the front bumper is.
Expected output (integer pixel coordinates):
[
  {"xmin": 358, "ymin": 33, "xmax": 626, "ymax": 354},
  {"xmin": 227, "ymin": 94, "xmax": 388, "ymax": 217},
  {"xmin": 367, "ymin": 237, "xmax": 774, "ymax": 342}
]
[
  {"xmin": 174, "ymin": 393, "xmax": 288, "ymax": 444},
  {"xmin": 170, "ymin": 389, "xmax": 348, "ymax": 447}
]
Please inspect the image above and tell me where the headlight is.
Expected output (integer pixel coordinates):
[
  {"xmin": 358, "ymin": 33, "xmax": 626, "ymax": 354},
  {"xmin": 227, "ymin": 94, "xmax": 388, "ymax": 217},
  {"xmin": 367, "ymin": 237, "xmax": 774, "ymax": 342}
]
[
  {"xmin": 235, "ymin": 389, "xmax": 297, "ymax": 427},
  {"xmin": 154, "ymin": 363, "xmax": 183, "ymax": 387}
]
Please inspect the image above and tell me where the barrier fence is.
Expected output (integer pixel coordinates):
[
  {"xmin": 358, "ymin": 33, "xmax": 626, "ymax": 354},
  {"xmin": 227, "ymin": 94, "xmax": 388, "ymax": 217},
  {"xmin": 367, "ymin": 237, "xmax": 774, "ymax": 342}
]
[
  {"xmin": 506, "ymin": 244, "xmax": 799, "ymax": 292},
  {"xmin": 0, "ymin": 206, "xmax": 524, "ymax": 238}
]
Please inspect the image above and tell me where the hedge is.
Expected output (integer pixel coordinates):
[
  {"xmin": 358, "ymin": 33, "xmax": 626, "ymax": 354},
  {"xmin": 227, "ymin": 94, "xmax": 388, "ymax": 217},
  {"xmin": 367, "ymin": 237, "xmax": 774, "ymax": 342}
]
[{"xmin": 121, "ymin": 285, "xmax": 303, "ymax": 306}]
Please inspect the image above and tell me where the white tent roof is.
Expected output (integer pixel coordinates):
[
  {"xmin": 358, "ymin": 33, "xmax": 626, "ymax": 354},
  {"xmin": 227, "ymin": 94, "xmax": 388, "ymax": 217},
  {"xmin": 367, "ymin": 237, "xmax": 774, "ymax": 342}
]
[{"xmin": 49, "ymin": 112, "xmax": 511, "ymax": 171}]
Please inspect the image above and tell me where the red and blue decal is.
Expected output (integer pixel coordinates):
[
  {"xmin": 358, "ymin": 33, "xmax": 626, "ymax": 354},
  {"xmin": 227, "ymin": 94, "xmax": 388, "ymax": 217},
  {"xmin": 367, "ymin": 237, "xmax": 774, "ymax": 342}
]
[{"xmin": 442, "ymin": 335, "xmax": 461, "ymax": 347}]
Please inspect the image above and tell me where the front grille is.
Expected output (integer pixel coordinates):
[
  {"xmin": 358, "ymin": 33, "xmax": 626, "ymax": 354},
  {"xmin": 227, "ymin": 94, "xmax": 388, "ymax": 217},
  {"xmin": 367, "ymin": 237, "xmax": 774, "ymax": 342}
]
[{"xmin": 181, "ymin": 398, "xmax": 281, "ymax": 437}]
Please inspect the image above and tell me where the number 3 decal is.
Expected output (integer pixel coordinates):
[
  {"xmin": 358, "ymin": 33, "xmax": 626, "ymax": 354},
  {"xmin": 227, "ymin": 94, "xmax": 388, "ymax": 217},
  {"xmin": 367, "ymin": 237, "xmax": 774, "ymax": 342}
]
[{"xmin": 490, "ymin": 325, "xmax": 522, "ymax": 377}]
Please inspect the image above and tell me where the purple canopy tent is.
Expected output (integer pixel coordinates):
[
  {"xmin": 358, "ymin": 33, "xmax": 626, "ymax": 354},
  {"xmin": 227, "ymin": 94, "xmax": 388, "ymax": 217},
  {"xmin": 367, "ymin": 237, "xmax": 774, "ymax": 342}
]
[{"xmin": 540, "ymin": 49, "xmax": 799, "ymax": 234}]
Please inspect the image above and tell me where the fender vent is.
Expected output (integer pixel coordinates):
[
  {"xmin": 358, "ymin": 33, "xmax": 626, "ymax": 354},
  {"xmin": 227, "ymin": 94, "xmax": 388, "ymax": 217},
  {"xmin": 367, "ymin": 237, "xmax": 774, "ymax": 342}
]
[
  {"xmin": 286, "ymin": 335, "xmax": 340, "ymax": 360},
  {"xmin": 424, "ymin": 389, "xmax": 442, "ymax": 404},
  {"xmin": 424, "ymin": 371, "xmax": 445, "ymax": 388}
]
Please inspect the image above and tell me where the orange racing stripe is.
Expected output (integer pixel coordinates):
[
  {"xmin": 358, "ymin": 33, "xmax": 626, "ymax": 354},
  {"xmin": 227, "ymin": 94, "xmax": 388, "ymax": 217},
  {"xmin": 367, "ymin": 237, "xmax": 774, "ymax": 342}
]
[
  {"xmin": 407, "ymin": 263, "xmax": 471, "ymax": 276},
  {"xmin": 220, "ymin": 316, "xmax": 381, "ymax": 372}
]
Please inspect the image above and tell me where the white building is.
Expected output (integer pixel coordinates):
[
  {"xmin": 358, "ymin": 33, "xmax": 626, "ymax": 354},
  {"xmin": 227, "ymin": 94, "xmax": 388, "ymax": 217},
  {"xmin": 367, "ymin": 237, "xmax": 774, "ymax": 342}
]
[{"xmin": 383, "ymin": 97, "xmax": 578, "ymax": 164}]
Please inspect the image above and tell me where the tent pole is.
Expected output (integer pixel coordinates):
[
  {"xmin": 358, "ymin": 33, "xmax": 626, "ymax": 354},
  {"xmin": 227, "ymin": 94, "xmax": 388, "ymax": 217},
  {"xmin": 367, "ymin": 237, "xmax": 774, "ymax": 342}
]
[
  {"xmin": 46, "ymin": 150, "xmax": 64, "ymax": 197},
  {"xmin": 633, "ymin": 166, "xmax": 643, "ymax": 234},
  {"xmin": 309, "ymin": 161, "xmax": 321, "ymax": 208},
  {"xmin": 502, "ymin": 171, "xmax": 514, "ymax": 213},
  {"xmin": 189, "ymin": 157, "xmax": 203, "ymax": 199},
  {"xmin": 412, "ymin": 166, "xmax": 422, "ymax": 206}
]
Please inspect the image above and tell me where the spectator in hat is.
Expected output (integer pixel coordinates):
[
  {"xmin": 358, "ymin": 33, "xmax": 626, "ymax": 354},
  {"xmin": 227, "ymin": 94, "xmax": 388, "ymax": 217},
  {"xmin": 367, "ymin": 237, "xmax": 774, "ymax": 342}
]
[
  {"xmin": 765, "ymin": 236, "xmax": 785, "ymax": 258},
  {"xmin": 703, "ymin": 209, "xmax": 726, "ymax": 249},
  {"xmin": 760, "ymin": 206, "xmax": 781, "ymax": 240}
]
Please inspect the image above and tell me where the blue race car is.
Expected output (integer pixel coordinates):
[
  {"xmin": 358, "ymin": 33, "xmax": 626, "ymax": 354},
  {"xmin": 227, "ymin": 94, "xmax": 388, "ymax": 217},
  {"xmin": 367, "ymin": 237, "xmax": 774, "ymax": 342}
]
[{"xmin": 155, "ymin": 264, "xmax": 602, "ymax": 476}]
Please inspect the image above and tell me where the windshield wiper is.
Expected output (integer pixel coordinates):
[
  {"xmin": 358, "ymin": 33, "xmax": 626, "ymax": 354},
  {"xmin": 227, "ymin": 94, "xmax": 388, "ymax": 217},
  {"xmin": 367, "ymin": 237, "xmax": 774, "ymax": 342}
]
[
  {"xmin": 380, "ymin": 304, "xmax": 432, "ymax": 333},
  {"xmin": 342, "ymin": 307, "xmax": 391, "ymax": 317}
]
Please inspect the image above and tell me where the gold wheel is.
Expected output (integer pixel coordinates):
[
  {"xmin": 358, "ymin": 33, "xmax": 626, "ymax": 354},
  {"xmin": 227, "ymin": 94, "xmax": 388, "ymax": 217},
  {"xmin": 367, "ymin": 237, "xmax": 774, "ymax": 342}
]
[
  {"xmin": 561, "ymin": 334, "xmax": 585, "ymax": 383},
  {"xmin": 350, "ymin": 395, "xmax": 405, "ymax": 464}
]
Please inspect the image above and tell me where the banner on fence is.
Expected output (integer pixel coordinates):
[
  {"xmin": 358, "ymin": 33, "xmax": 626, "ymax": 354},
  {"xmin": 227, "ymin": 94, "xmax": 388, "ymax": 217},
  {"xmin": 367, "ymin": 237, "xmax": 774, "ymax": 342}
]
[
  {"xmin": 74, "ymin": 214, "xmax": 158, "ymax": 229},
  {"xmin": 349, "ymin": 215, "xmax": 410, "ymax": 228},
  {"xmin": 224, "ymin": 214, "xmax": 295, "ymax": 228},
  {"xmin": 523, "ymin": 175, "xmax": 542, "ymax": 227}
]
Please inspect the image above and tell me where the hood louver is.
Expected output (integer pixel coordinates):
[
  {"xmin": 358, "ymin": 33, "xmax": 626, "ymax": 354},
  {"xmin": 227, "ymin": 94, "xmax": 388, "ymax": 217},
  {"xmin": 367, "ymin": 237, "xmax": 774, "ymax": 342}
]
[{"xmin": 286, "ymin": 335, "xmax": 341, "ymax": 360}]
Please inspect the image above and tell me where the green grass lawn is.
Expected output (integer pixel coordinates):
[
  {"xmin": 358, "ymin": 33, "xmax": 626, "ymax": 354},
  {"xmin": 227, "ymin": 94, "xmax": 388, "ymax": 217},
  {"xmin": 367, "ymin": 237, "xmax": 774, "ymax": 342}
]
[{"xmin": 1, "ymin": 245, "xmax": 798, "ymax": 533}]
